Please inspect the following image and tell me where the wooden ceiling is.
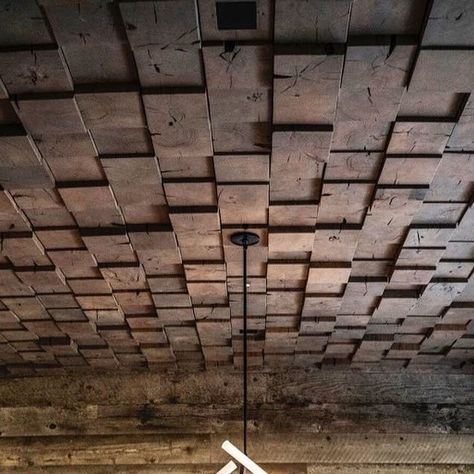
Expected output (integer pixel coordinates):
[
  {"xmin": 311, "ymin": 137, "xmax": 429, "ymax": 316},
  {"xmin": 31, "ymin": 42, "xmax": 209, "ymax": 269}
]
[{"xmin": 0, "ymin": 0, "xmax": 473, "ymax": 376}]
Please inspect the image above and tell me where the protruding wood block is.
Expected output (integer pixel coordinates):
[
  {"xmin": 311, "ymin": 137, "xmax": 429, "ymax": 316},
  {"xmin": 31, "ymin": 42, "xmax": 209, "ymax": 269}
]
[
  {"xmin": 332, "ymin": 119, "xmax": 391, "ymax": 151},
  {"xmin": 100, "ymin": 265, "xmax": 147, "ymax": 291},
  {"xmin": 349, "ymin": 0, "xmax": 428, "ymax": 35},
  {"xmin": 203, "ymin": 45, "xmax": 272, "ymax": 90},
  {"xmin": 275, "ymin": 0, "xmax": 351, "ymax": 43},
  {"xmin": 274, "ymin": 50, "xmax": 343, "ymax": 125},
  {"xmin": 317, "ymin": 183, "xmax": 374, "ymax": 225},
  {"xmin": 336, "ymin": 88, "xmax": 403, "ymax": 122},
  {"xmin": 423, "ymin": 0, "xmax": 474, "ymax": 47},
  {"xmin": 387, "ymin": 121, "xmax": 455, "ymax": 154},
  {"xmin": 307, "ymin": 263, "xmax": 352, "ymax": 286},
  {"xmin": 343, "ymin": 41, "xmax": 416, "ymax": 88},
  {"xmin": 76, "ymin": 91, "xmax": 145, "ymax": 129},
  {"xmin": 120, "ymin": 0, "xmax": 199, "ymax": 47},
  {"xmin": 164, "ymin": 182, "xmax": 217, "ymax": 207},
  {"xmin": 0, "ymin": 49, "xmax": 72, "ymax": 94},
  {"xmin": 379, "ymin": 157, "xmax": 441, "ymax": 185},
  {"xmin": 133, "ymin": 45, "xmax": 203, "ymax": 88},
  {"xmin": 217, "ymin": 184, "xmax": 268, "ymax": 225},
  {"xmin": 271, "ymin": 129, "xmax": 331, "ymax": 201},
  {"xmin": 267, "ymin": 262, "xmax": 308, "ymax": 289},
  {"xmin": 268, "ymin": 230, "xmax": 315, "ymax": 258},
  {"xmin": 15, "ymin": 97, "xmax": 86, "ymax": 135},
  {"xmin": 0, "ymin": 0, "xmax": 52, "ymax": 46},
  {"xmin": 92, "ymin": 127, "xmax": 153, "ymax": 155},
  {"xmin": 269, "ymin": 203, "xmax": 318, "ymax": 226},
  {"xmin": 143, "ymin": 92, "xmax": 212, "ymax": 158},
  {"xmin": 214, "ymin": 154, "xmax": 269, "ymax": 183},
  {"xmin": 410, "ymin": 49, "xmax": 474, "ymax": 92}
]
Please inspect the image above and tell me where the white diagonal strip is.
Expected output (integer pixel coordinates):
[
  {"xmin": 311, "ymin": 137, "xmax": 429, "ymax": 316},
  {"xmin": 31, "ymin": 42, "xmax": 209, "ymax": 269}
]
[
  {"xmin": 222, "ymin": 440, "xmax": 267, "ymax": 474},
  {"xmin": 216, "ymin": 460, "xmax": 238, "ymax": 474}
]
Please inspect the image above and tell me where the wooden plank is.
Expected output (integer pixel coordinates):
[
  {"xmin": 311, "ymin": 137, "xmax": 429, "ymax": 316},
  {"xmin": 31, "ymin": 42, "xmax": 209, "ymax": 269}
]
[
  {"xmin": 143, "ymin": 92, "xmax": 212, "ymax": 158},
  {"xmin": 274, "ymin": 0, "xmax": 351, "ymax": 43},
  {"xmin": 0, "ymin": 370, "xmax": 472, "ymax": 407},
  {"xmin": 15, "ymin": 96, "xmax": 86, "ymax": 135},
  {"xmin": 332, "ymin": 119, "xmax": 391, "ymax": 151},
  {"xmin": 343, "ymin": 40, "xmax": 416, "ymax": 88},
  {"xmin": 217, "ymin": 184, "xmax": 269, "ymax": 225},
  {"xmin": 76, "ymin": 91, "xmax": 145, "ymax": 130},
  {"xmin": 273, "ymin": 49, "xmax": 343, "ymax": 124},
  {"xmin": 0, "ymin": 464, "xmax": 470, "ymax": 474},
  {"xmin": 0, "ymin": 433, "xmax": 472, "ymax": 467},
  {"xmin": 214, "ymin": 154, "xmax": 269, "ymax": 183},
  {"xmin": 447, "ymin": 96, "xmax": 474, "ymax": 152},
  {"xmin": 409, "ymin": 50, "xmax": 474, "ymax": 92},
  {"xmin": 387, "ymin": 121, "xmax": 455, "ymax": 155},
  {"xmin": 271, "ymin": 129, "xmax": 331, "ymax": 201},
  {"xmin": 0, "ymin": 434, "xmax": 210, "ymax": 467},
  {"xmin": 423, "ymin": 0, "xmax": 474, "ymax": 47},
  {"xmin": 336, "ymin": 88, "xmax": 403, "ymax": 123},
  {"xmin": 317, "ymin": 183, "xmax": 374, "ymax": 225},
  {"xmin": 0, "ymin": 0, "xmax": 52, "ymax": 46},
  {"xmin": 0, "ymin": 402, "xmax": 471, "ymax": 437},
  {"xmin": 0, "ymin": 49, "xmax": 72, "ymax": 94},
  {"xmin": 61, "ymin": 43, "xmax": 137, "ymax": 85},
  {"xmin": 308, "ymin": 465, "xmax": 474, "ymax": 474},
  {"xmin": 349, "ymin": 0, "xmax": 427, "ymax": 35},
  {"xmin": 240, "ymin": 433, "xmax": 474, "ymax": 464}
]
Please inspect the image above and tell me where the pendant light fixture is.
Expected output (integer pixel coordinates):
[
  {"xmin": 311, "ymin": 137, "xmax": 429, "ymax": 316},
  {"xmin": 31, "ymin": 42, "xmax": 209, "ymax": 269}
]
[{"xmin": 218, "ymin": 231, "xmax": 267, "ymax": 474}]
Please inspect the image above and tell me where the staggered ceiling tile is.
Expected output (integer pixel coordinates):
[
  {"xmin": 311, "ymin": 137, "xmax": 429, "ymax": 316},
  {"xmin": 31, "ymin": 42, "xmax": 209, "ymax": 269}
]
[
  {"xmin": 274, "ymin": 0, "xmax": 351, "ymax": 43},
  {"xmin": 409, "ymin": 50, "xmax": 474, "ymax": 92},
  {"xmin": 349, "ymin": 0, "xmax": 428, "ymax": 35},
  {"xmin": 0, "ymin": 0, "xmax": 472, "ymax": 375},
  {"xmin": 0, "ymin": 49, "xmax": 73, "ymax": 95},
  {"xmin": 0, "ymin": 0, "xmax": 53, "ymax": 46},
  {"xmin": 422, "ymin": 0, "xmax": 474, "ymax": 47},
  {"xmin": 143, "ymin": 91, "xmax": 213, "ymax": 157},
  {"xmin": 273, "ymin": 46, "xmax": 343, "ymax": 124}
]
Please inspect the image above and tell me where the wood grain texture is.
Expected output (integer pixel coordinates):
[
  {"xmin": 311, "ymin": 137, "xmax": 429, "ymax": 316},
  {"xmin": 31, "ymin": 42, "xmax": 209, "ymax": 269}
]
[
  {"xmin": 0, "ymin": 0, "xmax": 472, "ymax": 377},
  {"xmin": 0, "ymin": 433, "xmax": 472, "ymax": 467}
]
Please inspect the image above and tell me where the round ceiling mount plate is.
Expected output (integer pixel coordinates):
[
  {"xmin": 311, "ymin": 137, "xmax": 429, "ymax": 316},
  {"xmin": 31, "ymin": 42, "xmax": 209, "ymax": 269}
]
[{"xmin": 231, "ymin": 231, "xmax": 260, "ymax": 247}]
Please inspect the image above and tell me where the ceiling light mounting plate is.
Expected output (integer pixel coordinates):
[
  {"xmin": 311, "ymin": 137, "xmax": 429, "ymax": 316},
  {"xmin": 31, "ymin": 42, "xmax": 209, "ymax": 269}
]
[{"xmin": 231, "ymin": 231, "xmax": 260, "ymax": 247}]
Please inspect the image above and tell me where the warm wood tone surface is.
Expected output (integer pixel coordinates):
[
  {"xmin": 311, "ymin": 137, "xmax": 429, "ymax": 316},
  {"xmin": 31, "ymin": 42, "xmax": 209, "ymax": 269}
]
[
  {"xmin": 0, "ymin": 370, "xmax": 471, "ymax": 471},
  {"xmin": 0, "ymin": 0, "xmax": 473, "ymax": 376},
  {"xmin": 1, "ymin": 467, "xmax": 472, "ymax": 474}
]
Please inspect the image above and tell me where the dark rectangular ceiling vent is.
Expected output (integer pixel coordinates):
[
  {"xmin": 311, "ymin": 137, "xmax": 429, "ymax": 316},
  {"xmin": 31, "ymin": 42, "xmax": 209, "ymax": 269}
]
[{"xmin": 216, "ymin": 1, "xmax": 257, "ymax": 30}]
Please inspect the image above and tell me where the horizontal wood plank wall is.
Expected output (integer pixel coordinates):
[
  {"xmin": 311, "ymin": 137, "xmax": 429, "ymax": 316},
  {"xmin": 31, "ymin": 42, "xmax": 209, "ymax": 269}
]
[
  {"xmin": 0, "ymin": 467, "xmax": 472, "ymax": 474},
  {"xmin": 0, "ymin": 369, "xmax": 472, "ymax": 472},
  {"xmin": 1, "ymin": 467, "xmax": 472, "ymax": 474}
]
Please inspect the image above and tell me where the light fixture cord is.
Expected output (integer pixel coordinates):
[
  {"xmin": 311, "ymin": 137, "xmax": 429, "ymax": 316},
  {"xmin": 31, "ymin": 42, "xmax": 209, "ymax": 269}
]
[{"xmin": 243, "ymin": 237, "xmax": 248, "ymax": 457}]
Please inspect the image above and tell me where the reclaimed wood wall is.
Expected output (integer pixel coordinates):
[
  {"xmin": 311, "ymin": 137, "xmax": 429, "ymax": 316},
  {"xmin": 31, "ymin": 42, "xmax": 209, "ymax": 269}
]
[{"xmin": 0, "ymin": 369, "xmax": 472, "ymax": 472}]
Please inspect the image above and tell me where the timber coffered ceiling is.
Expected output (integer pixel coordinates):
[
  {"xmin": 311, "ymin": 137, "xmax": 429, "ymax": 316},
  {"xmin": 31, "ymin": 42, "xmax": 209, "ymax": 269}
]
[{"xmin": 0, "ymin": 0, "xmax": 473, "ymax": 376}]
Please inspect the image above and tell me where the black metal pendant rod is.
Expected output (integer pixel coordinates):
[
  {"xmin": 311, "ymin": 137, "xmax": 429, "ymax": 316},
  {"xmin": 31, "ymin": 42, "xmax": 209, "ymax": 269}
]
[
  {"xmin": 242, "ymin": 236, "xmax": 248, "ymax": 455},
  {"xmin": 230, "ymin": 231, "xmax": 260, "ymax": 461}
]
